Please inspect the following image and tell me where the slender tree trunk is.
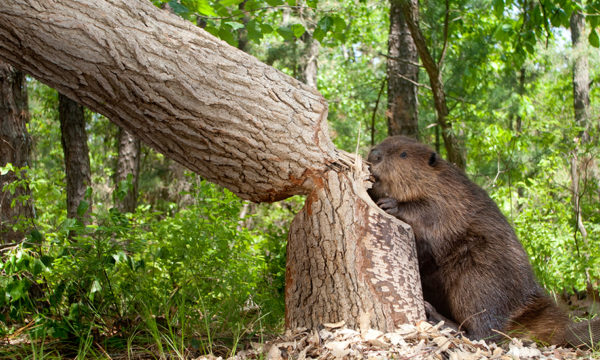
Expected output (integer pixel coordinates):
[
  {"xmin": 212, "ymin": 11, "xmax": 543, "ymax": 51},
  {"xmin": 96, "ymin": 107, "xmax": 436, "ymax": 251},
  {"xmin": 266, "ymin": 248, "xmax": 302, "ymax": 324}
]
[
  {"xmin": 569, "ymin": 8, "xmax": 590, "ymax": 254},
  {"xmin": 398, "ymin": 0, "xmax": 466, "ymax": 169},
  {"xmin": 237, "ymin": 0, "xmax": 249, "ymax": 52},
  {"xmin": 570, "ymin": 9, "xmax": 590, "ymax": 139},
  {"xmin": 0, "ymin": 63, "xmax": 33, "ymax": 243},
  {"xmin": 0, "ymin": 0, "xmax": 425, "ymax": 330},
  {"xmin": 114, "ymin": 128, "xmax": 141, "ymax": 213},
  {"xmin": 58, "ymin": 94, "xmax": 91, "ymax": 223},
  {"xmin": 387, "ymin": 0, "xmax": 419, "ymax": 139},
  {"xmin": 298, "ymin": 33, "xmax": 319, "ymax": 89}
]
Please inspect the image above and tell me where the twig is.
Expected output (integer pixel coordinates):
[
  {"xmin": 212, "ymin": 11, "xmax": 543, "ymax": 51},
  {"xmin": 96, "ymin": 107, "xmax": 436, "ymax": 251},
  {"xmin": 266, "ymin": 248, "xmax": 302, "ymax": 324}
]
[
  {"xmin": 437, "ymin": 0, "xmax": 450, "ymax": 68},
  {"xmin": 370, "ymin": 79, "xmax": 387, "ymax": 146},
  {"xmin": 457, "ymin": 309, "xmax": 487, "ymax": 334},
  {"xmin": 395, "ymin": 72, "xmax": 431, "ymax": 90},
  {"xmin": 379, "ymin": 53, "xmax": 423, "ymax": 68}
]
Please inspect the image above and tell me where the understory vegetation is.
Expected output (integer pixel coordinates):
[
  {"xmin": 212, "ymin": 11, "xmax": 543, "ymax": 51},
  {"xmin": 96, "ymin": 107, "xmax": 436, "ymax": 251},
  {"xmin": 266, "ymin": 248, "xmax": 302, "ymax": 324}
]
[{"xmin": 2, "ymin": 0, "xmax": 600, "ymax": 358}]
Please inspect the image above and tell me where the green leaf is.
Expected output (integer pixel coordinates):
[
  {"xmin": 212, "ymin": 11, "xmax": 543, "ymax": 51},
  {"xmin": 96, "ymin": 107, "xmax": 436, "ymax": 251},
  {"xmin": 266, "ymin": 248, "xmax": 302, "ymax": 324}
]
[
  {"xmin": 266, "ymin": 0, "xmax": 284, "ymax": 5},
  {"xmin": 0, "ymin": 163, "xmax": 12, "ymax": 175},
  {"xmin": 589, "ymin": 29, "xmax": 599, "ymax": 48},
  {"xmin": 260, "ymin": 23, "xmax": 273, "ymax": 33},
  {"xmin": 30, "ymin": 229, "xmax": 43, "ymax": 243},
  {"xmin": 317, "ymin": 15, "xmax": 333, "ymax": 32},
  {"xmin": 218, "ymin": 26, "xmax": 237, "ymax": 46},
  {"xmin": 313, "ymin": 27, "xmax": 326, "ymax": 42},
  {"xmin": 286, "ymin": 0, "xmax": 296, "ymax": 5},
  {"xmin": 32, "ymin": 258, "xmax": 44, "ymax": 276},
  {"xmin": 493, "ymin": 0, "xmax": 504, "ymax": 18},
  {"xmin": 197, "ymin": 0, "xmax": 217, "ymax": 16},
  {"xmin": 90, "ymin": 279, "xmax": 102, "ymax": 294},
  {"xmin": 113, "ymin": 251, "xmax": 128, "ymax": 264},
  {"xmin": 76, "ymin": 200, "xmax": 89, "ymax": 218},
  {"xmin": 277, "ymin": 26, "xmax": 295, "ymax": 41},
  {"xmin": 7, "ymin": 279, "xmax": 27, "ymax": 301},
  {"xmin": 291, "ymin": 24, "xmax": 306, "ymax": 38},
  {"xmin": 246, "ymin": 20, "xmax": 263, "ymax": 42},
  {"xmin": 168, "ymin": 1, "xmax": 190, "ymax": 16},
  {"xmin": 306, "ymin": 0, "xmax": 317, "ymax": 8},
  {"xmin": 220, "ymin": 0, "xmax": 244, "ymax": 6},
  {"xmin": 224, "ymin": 21, "xmax": 245, "ymax": 31}
]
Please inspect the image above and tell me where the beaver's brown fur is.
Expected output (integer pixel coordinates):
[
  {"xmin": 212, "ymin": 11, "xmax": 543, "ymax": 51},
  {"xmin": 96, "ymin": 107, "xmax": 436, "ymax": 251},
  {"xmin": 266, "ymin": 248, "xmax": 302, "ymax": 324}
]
[{"xmin": 367, "ymin": 136, "xmax": 598, "ymax": 347}]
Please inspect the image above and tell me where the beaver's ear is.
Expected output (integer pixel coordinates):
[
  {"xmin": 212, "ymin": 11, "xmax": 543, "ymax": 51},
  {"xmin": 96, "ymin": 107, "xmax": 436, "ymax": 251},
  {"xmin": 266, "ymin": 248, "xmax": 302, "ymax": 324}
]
[{"xmin": 428, "ymin": 152, "xmax": 437, "ymax": 167}]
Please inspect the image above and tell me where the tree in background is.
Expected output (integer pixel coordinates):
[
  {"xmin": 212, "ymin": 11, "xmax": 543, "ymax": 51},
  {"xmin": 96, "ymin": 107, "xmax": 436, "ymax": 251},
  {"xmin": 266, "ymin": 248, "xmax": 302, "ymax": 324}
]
[
  {"xmin": 58, "ymin": 94, "xmax": 91, "ymax": 224},
  {"xmin": 399, "ymin": 0, "xmax": 466, "ymax": 168},
  {"xmin": 387, "ymin": 0, "xmax": 419, "ymax": 139},
  {"xmin": 114, "ymin": 128, "xmax": 141, "ymax": 213},
  {"xmin": 569, "ymin": 3, "xmax": 593, "ymax": 286},
  {"xmin": 0, "ymin": 63, "xmax": 33, "ymax": 243}
]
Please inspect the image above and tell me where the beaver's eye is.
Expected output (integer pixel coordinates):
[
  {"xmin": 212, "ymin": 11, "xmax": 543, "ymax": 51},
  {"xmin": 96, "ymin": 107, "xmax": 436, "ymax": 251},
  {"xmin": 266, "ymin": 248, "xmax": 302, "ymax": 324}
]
[
  {"xmin": 400, "ymin": 151, "xmax": 407, "ymax": 158},
  {"xmin": 368, "ymin": 149, "xmax": 383, "ymax": 164}
]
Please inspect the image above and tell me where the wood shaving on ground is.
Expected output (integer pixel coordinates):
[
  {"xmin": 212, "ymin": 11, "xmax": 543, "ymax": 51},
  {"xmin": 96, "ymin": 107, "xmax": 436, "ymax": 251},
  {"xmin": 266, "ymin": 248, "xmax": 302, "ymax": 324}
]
[{"xmin": 196, "ymin": 321, "xmax": 597, "ymax": 360}]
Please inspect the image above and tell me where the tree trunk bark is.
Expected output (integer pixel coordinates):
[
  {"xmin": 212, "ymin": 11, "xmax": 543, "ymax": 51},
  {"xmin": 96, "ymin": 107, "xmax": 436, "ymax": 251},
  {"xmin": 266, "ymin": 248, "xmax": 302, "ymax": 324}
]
[
  {"xmin": 570, "ymin": 9, "xmax": 590, "ymax": 138},
  {"xmin": 0, "ymin": 0, "xmax": 425, "ymax": 330},
  {"xmin": 387, "ymin": 0, "xmax": 419, "ymax": 139},
  {"xmin": 569, "ymin": 8, "xmax": 590, "ymax": 256},
  {"xmin": 398, "ymin": 0, "xmax": 466, "ymax": 169},
  {"xmin": 114, "ymin": 128, "xmax": 141, "ymax": 213},
  {"xmin": 286, "ymin": 169, "xmax": 425, "ymax": 330},
  {"xmin": 0, "ymin": 63, "xmax": 33, "ymax": 243},
  {"xmin": 58, "ymin": 94, "xmax": 92, "ymax": 223},
  {"xmin": 299, "ymin": 33, "xmax": 319, "ymax": 89}
]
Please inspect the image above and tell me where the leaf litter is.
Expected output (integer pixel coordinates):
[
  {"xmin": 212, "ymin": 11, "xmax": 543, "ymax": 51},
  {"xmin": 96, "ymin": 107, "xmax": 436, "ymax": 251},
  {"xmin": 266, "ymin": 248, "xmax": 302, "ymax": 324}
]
[{"xmin": 197, "ymin": 320, "xmax": 598, "ymax": 360}]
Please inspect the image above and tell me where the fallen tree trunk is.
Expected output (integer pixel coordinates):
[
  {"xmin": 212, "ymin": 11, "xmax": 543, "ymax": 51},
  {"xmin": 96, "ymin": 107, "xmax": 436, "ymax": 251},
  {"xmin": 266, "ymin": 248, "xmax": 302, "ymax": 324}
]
[{"xmin": 0, "ymin": 0, "xmax": 425, "ymax": 330}]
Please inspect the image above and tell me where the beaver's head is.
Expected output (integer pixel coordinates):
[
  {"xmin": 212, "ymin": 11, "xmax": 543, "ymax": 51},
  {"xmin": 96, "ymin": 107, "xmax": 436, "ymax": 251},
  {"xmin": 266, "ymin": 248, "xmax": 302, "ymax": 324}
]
[{"xmin": 367, "ymin": 136, "xmax": 440, "ymax": 203}]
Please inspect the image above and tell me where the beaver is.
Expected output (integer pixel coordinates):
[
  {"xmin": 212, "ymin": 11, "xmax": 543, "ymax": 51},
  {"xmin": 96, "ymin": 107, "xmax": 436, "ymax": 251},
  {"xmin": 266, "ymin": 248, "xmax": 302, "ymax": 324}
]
[{"xmin": 367, "ymin": 135, "xmax": 598, "ymax": 347}]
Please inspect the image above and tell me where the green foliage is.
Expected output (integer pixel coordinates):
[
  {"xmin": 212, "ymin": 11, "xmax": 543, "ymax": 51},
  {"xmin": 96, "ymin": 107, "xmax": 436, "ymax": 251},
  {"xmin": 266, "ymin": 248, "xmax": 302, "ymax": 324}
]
[
  {"xmin": 1, "ymin": 80, "xmax": 290, "ymax": 357},
  {"xmin": 1, "ymin": 176, "xmax": 287, "ymax": 355}
]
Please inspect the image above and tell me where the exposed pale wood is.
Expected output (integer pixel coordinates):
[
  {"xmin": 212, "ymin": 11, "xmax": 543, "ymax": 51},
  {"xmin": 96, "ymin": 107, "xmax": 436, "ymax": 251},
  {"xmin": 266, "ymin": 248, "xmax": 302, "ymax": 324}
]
[{"xmin": 286, "ymin": 167, "xmax": 425, "ymax": 330}]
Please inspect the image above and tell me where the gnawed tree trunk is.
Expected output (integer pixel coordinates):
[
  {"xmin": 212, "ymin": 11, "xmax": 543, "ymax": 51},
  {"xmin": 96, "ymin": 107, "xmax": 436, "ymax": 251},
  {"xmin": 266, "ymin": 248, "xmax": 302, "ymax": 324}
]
[
  {"xmin": 0, "ymin": 0, "xmax": 425, "ymax": 330},
  {"xmin": 0, "ymin": 63, "xmax": 33, "ymax": 243},
  {"xmin": 287, "ymin": 169, "xmax": 424, "ymax": 329},
  {"xmin": 387, "ymin": 0, "xmax": 419, "ymax": 139},
  {"xmin": 58, "ymin": 94, "xmax": 92, "ymax": 223},
  {"xmin": 114, "ymin": 128, "xmax": 141, "ymax": 213}
]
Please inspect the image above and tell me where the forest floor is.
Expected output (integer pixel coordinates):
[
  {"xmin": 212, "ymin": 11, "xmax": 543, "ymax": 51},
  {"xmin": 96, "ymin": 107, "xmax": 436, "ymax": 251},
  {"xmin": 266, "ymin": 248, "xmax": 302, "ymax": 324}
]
[
  {"xmin": 210, "ymin": 321, "xmax": 598, "ymax": 360},
  {"xmin": 2, "ymin": 320, "xmax": 599, "ymax": 359},
  {"xmin": 2, "ymin": 293, "xmax": 599, "ymax": 359}
]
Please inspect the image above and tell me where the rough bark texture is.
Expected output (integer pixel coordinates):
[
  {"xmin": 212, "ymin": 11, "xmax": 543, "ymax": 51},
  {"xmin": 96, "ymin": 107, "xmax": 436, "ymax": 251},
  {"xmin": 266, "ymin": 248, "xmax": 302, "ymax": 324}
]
[
  {"xmin": 115, "ymin": 128, "xmax": 141, "ymax": 213},
  {"xmin": 58, "ymin": 94, "xmax": 92, "ymax": 222},
  {"xmin": 286, "ymin": 169, "xmax": 425, "ymax": 330},
  {"xmin": 387, "ymin": 0, "xmax": 419, "ymax": 139},
  {"xmin": 0, "ymin": 0, "xmax": 426, "ymax": 331},
  {"xmin": 398, "ymin": 0, "xmax": 465, "ymax": 169},
  {"xmin": 0, "ymin": 0, "xmax": 337, "ymax": 203},
  {"xmin": 570, "ymin": 9, "xmax": 590, "ymax": 136},
  {"xmin": 0, "ymin": 63, "xmax": 33, "ymax": 243}
]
